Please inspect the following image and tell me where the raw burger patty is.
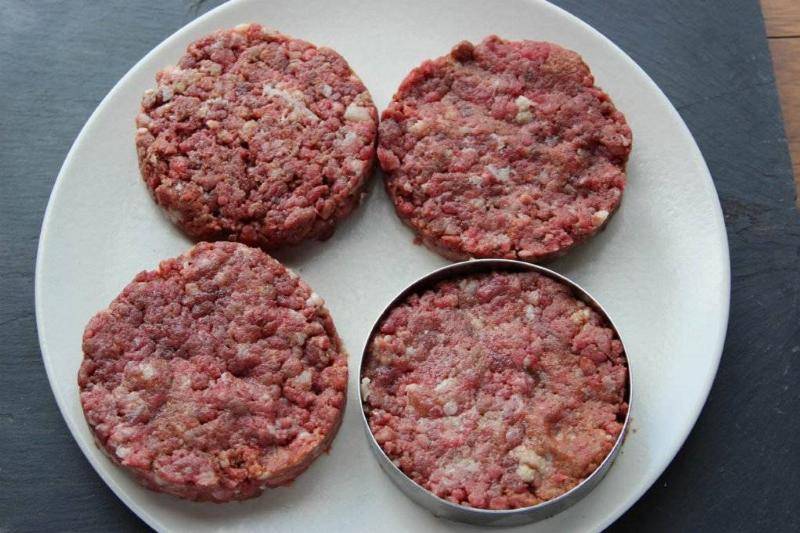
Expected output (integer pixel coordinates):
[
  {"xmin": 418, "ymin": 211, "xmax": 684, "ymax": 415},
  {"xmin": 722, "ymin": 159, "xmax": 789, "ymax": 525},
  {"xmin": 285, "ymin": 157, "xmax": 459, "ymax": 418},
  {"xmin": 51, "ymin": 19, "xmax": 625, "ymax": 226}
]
[
  {"xmin": 378, "ymin": 36, "xmax": 632, "ymax": 261},
  {"xmin": 136, "ymin": 23, "xmax": 378, "ymax": 249},
  {"xmin": 361, "ymin": 271, "xmax": 627, "ymax": 510},
  {"xmin": 79, "ymin": 242, "xmax": 348, "ymax": 502}
]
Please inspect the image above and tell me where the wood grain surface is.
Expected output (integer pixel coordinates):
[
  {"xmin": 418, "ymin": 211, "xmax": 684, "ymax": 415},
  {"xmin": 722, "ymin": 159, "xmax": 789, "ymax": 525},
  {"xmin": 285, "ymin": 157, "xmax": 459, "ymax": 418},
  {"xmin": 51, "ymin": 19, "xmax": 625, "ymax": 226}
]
[
  {"xmin": 762, "ymin": 0, "xmax": 800, "ymax": 201},
  {"xmin": 761, "ymin": 0, "xmax": 800, "ymax": 36},
  {"xmin": 0, "ymin": 1, "xmax": 798, "ymax": 532}
]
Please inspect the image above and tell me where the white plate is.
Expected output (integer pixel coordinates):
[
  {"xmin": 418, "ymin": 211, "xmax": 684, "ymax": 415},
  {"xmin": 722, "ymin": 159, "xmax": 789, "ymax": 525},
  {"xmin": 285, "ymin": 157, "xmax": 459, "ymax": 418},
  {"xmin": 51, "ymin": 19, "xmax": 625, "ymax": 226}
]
[{"xmin": 35, "ymin": 0, "xmax": 730, "ymax": 531}]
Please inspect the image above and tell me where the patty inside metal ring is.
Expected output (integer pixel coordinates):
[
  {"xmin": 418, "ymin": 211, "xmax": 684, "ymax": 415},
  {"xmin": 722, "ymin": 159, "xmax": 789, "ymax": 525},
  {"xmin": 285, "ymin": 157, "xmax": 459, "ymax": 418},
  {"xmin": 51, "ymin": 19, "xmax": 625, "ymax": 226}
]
[{"xmin": 362, "ymin": 271, "xmax": 627, "ymax": 510}]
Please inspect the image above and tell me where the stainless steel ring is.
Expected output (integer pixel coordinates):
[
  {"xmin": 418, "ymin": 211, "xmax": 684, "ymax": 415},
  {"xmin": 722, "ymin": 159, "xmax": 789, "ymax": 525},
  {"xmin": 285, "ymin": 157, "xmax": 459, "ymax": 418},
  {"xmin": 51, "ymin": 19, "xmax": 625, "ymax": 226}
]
[{"xmin": 357, "ymin": 259, "xmax": 633, "ymax": 527}]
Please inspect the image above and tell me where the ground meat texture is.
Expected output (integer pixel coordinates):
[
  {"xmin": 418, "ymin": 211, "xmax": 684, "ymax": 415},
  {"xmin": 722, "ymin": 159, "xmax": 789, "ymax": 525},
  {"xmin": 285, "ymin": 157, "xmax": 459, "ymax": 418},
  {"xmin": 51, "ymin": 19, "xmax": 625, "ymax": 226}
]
[
  {"xmin": 378, "ymin": 36, "xmax": 632, "ymax": 262},
  {"xmin": 78, "ymin": 242, "xmax": 347, "ymax": 502},
  {"xmin": 361, "ymin": 271, "xmax": 627, "ymax": 510},
  {"xmin": 136, "ymin": 24, "xmax": 378, "ymax": 249}
]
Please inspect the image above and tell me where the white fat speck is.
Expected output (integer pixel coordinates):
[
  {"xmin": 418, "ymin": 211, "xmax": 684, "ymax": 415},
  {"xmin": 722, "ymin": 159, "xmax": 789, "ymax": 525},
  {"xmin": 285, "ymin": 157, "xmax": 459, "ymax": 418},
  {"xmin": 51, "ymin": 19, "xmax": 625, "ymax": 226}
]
[
  {"xmin": 505, "ymin": 426, "xmax": 522, "ymax": 444},
  {"xmin": 127, "ymin": 403, "xmax": 146, "ymax": 423},
  {"xmin": 360, "ymin": 377, "xmax": 372, "ymax": 400},
  {"xmin": 234, "ymin": 23, "xmax": 252, "ymax": 32},
  {"xmin": 490, "ymin": 133, "xmax": 507, "ymax": 149},
  {"xmin": 340, "ymin": 131, "xmax": 358, "ymax": 146},
  {"xmin": 443, "ymin": 458, "xmax": 478, "ymax": 478},
  {"xmin": 206, "ymin": 62, "xmax": 222, "ymax": 76},
  {"xmin": 261, "ymin": 26, "xmax": 278, "ymax": 37},
  {"xmin": 570, "ymin": 308, "xmax": 591, "ymax": 324},
  {"xmin": 321, "ymin": 84, "xmax": 333, "ymax": 97},
  {"xmin": 344, "ymin": 102, "xmax": 372, "ymax": 122},
  {"xmin": 136, "ymin": 127, "xmax": 149, "ymax": 135},
  {"xmin": 517, "ymin": 464, "xmax": 536, "ymax": 482},
  {"xmin": 443, "ymin": 401, "xmax": 458, "ymax": 416},
  {"xmin": 525, "ymin": 290, "xmax": 540, "ymax": 305},
  {"xmin": 140, "ymin": 363, "xmax": 156, "ymax": 380},
  {"xmin": 514, "ymin": 96, "xmax": 533, "ymax": 125},
  {"xmin": 435, "ymin": 378, "xmax": 456, "ymax": 392},
  {"xmin": 196, "ymin": 470, "xmax": 218, "ymax": 486},
  {"xmin": 511, "ymin": 446, "xmax": 548, "ymax": 472},
  {"xmin": 241, "ymin": 120, "xmax": 258, "ymax": 137},
  {"xmin": 206, "ymin": 119, "xmax": 221, "ymax": 129},
  {"xmin": 288, "ymin": 309, "xmax": 306, "ymax": 321},
  {"xmin": 488, "ymin": 234, "xmax": 511, "ymax": 247},
  {"xmin": 305, "ymin": 292, "xmax": 324, "ymax": 307},
  {"xmin": 515, "ymin": 110, "xmax": 533, "ymax": 124},
  {"xmin": 479, "ymin": 415, "xmax": 503, "ymax": 432},
  {"xmin": 113, "ymin": 426, "xmax": 136, "ymax": 440},
  {"xmin": 160, "ymin": 86, "xmax": 173, "ymax": 102},
  {"xmin": 348, "ymin": 158, "xmax": 365, "ymax": 173},
  {"xmin": 470, "ymin": 198, "xmax": 486, "ymax": 209},
  {"xmin": 212, "ymin": 268, "xmax": 230, "ymax": 285},
  {"xmin": 468, "ymin": 176, "xmax": 483, "ymax": 187},
  {"xmin": 592, "ymin": 210, "xmax": 609, "ymax": 225},
  {"xmin": 524, "ymin": 305, "xmax": 537, "ymax": 321},
  {"xmin": 296, "ymin": 369, "xmax": 313, "ymax": 387},
  {"xmin": 515, "ymin": 95, "xmax": 532, "ymax": 111},
  {"xmin": 488, "ymin": 165, "xmax": 511, "ymax": 182},
  {"xmin": 173, "ymin": 79, "xmax": 187, "ymax": 93},
  {"xmin": 116, "ymin": 446, "xmax": 132, "ymax": 459},
  {"xmin": 408, "ymin": 120, "xmax": 429, "ymax": 136},
  {"xmin": 463, "ymin": 280, "xmax": 478, "ymax": 295},
  {"xmin": 263, "ymin": 83, "xmax": 320, "ymax": 121}
]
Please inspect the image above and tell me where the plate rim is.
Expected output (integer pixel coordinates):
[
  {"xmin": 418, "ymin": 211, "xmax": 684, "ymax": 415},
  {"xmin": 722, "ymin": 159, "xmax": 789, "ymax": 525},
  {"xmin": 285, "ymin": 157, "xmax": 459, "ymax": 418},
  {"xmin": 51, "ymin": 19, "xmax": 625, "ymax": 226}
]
[{"xmin": 34, "ymin": 0, "xmax": 731, "ymax": 530}]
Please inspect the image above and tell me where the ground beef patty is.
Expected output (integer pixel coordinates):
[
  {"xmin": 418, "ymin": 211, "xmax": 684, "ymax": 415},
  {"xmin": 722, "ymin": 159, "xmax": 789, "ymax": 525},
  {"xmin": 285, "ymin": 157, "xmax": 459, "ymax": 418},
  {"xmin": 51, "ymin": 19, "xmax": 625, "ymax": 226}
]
[
  {"xmin": 79, "ymin": 242, "xmax": 347, "ymax": 502},
  {"xmin": 136, "ymin": 24, "xmax": 378, "ymax": 249},
  {"xmin": 361, "ymin": 271, "xmax": 627, "ymax": 510},
  {"xmin": 378, "ymin": 36, "xmax": 632, "ymax": 261}
]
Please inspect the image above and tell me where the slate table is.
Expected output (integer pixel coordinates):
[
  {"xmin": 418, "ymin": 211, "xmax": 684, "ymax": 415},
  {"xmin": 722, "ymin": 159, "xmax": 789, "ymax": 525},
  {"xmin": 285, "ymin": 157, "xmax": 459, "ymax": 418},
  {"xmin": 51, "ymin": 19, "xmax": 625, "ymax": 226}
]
[{"xmin": 1, "ymin": 1, "xmax": 798, "ymax": 531}]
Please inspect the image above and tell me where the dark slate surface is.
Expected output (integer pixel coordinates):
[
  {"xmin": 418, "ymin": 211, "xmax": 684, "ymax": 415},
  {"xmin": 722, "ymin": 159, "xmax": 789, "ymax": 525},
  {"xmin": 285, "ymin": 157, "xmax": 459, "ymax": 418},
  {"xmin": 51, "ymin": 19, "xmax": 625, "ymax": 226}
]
[{"xmin": 1, "ymin": 0, "xmax": 797, "ymax": 531}]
